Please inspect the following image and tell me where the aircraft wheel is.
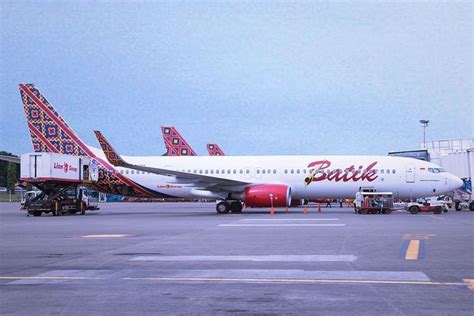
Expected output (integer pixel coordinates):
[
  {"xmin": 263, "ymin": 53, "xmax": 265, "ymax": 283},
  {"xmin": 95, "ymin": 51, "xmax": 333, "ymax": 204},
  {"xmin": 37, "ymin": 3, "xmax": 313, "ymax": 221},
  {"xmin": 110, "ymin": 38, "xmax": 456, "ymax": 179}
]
[
  {"xmin": 455, "ymin": 202, "xmax": 461, "ymax": 211},
  {"xmin": 230, "ymin": 201, "xmax": 243, "ymax": 213},
  {"xmin": 433, "ymin": 206, "xmax": 442, "ymax": 214},
  {"xmin": 33, "ymin": 212, "xmax": 42, "ymax": 217},
  {"xmin": 408, "ymin": 206, "xmax": 419, "ymax": 214},
  {"xmin": 216, "ymin": 201, "xmax": 230, "ymax": 214},
  {"xmin": 469, "ymin": 201, "xmax": 474, "ymax": 211}
]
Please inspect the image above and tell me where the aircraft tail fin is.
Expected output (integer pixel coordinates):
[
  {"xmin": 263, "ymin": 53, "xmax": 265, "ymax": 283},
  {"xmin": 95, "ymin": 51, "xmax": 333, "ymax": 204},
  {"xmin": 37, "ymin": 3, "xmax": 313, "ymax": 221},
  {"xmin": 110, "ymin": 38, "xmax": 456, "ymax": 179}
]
[
  {"xmin": 161, "ymin": 126, "xmax": 198, "ymax": 156},
  {"xmin": 93, "ymin": 131, "xmax": 129, "ymax": 167},
  {"xmin": 18, "ymin": 84, "xmax": 95, "ymax": 157},
  {"xmin": 207, "ymin": 144, "xmax": 225, "ymax": 156}
]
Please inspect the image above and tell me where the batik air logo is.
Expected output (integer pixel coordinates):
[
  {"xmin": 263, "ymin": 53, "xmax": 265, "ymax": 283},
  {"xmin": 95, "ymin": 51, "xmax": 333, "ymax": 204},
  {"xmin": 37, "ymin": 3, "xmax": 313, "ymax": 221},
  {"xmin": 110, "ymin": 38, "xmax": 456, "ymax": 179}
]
[
  {"xmin": 53, "ymin": 162, "xmax": 78, "ymax": 173},
  {"xmin": 304, "ymin": 160, "xmax": 378, "ymax": 186}
]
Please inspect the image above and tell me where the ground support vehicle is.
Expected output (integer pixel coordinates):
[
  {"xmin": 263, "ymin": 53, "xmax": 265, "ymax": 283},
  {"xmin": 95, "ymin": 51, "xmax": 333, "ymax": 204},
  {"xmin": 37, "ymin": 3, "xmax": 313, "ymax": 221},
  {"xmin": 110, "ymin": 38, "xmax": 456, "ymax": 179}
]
[
  {"xmin": 20, "ymin": 153, "xmax": 99, "ymax": 216},
  {"xmin": 354, "ymin": 192, "xmax": 394, "ymax": 215},
  {"xmin": 452, "ymin": 190, "xmax": 474, "ymax": 211},
  {"xmin": 406, "ymin": 199, "xmax": 447, "ymax": 214}
]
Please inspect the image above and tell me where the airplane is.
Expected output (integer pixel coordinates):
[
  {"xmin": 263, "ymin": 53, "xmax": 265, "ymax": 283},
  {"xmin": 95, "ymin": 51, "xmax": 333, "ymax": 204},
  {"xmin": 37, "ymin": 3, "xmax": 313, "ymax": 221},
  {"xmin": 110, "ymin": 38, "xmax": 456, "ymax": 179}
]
[
  {"xmin": 18, "ymin": 83, "xmax": 464, "ymax": 214},
  {"xmin": 207, "ymin": 144, "xmax": 225, "ymax": 156}
]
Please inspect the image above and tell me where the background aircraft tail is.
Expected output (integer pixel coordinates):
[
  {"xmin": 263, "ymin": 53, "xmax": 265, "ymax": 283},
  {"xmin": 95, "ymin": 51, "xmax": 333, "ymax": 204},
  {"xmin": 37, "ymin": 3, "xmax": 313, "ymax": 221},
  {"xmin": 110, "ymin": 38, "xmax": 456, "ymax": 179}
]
[
  {"xmin": 18, "ymin": 84, "xmax": 95, "ymax": 157},
  {"xmin": 161, "ymin": 126, "xmax": 198, "ymax": 156},
  {"xmin": 207, "ymin": 144, "xmax": 225, "ymax": 156}
]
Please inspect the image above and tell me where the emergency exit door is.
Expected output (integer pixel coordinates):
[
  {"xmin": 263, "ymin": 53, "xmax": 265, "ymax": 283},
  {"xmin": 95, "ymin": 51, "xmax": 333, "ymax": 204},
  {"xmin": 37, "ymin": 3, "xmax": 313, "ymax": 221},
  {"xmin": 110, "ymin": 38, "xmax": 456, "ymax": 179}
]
[{"xmin": 406, "ymin": 164, "xmax": 415, "ymax": 183}]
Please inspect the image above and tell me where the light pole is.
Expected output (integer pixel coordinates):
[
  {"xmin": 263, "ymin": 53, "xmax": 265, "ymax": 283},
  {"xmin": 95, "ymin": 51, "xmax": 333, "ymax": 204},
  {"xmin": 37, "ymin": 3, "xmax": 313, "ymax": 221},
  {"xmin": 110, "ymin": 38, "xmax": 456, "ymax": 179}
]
[{"xmin": 419, "ymin": 120, "xmax": 429, "ymax": 149}]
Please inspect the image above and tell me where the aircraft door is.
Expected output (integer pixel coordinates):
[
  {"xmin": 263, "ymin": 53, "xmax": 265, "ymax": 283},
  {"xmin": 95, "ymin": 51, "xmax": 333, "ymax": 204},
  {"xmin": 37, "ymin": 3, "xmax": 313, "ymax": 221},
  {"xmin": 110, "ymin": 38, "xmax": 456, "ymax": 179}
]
[
  {"xmin": 406, "ymin": 164, "xmax": 415, "ymax": 183},
  {"xmin": 29, "ymin": 155, "xmax": 37, "ymax": 178}
]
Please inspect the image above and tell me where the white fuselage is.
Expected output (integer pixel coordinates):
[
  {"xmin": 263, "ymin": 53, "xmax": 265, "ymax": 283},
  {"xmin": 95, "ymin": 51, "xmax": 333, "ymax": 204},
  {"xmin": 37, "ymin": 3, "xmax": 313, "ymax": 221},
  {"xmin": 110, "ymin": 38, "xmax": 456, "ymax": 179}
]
[{"xmin": 90, "ymin": 147, "xmax": 463, "ymax": 201}]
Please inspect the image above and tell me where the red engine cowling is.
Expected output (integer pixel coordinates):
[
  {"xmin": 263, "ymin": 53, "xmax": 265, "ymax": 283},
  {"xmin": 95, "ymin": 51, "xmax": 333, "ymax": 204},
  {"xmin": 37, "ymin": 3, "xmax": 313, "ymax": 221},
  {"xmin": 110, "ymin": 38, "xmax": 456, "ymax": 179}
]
[{"xmin": 244, "ymin": 185, "xmax": 291, "ymax": 207}]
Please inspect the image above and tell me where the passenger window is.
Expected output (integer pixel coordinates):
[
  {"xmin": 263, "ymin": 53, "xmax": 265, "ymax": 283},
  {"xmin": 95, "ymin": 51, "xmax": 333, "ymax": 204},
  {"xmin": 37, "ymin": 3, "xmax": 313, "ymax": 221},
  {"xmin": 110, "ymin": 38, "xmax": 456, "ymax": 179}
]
[
  {"xmin": 392, "ymin": 169, "xmax": 396, "ymax": 174},
  {"xmin": 240, "ymin": 170, "xmax": 243, "ymax": 174},
  {"xmin": 256, "ymin": 169, "xmax": 260, "ymax": 174},
  {"xmin": 205, "ymin": 170, "xmax": 208, "ymax": 174},
  {"xmin": 227, "ymin": 170, "xmax": 231, "ymax": 174},
  {"xmin": 284, "ymin": 169, "xmax": 288, "ymax": 174},
  {"xmin": 381, "ymin": 169, "xmax": 384, "ymax": 174},
  {"xmin": 210, "ymin": 170, "xmax": 214, "ymax": 174},
  {"xmin": 120, "ymin": 170, "xmax": 123, "ymax": 174},
  {"xmin": 125, "ymin": 170, "xmax": 129, "ymax": 174},
  {"xmin": 296, "ymin": 169, "xmax": 300, "ymax": 174},
  {"xmin": 199, "ymin": 170, "xmax": 202, "ymax": 174},
  {"xmin": 262, "ymin": 169, "xmax": 265, "ymax": 174},
  {"xmin": 246, "ymin": 170, "xmax": 250, "ymax": 174},
  {"xmin": 273, "ymin": 169, "xmax": 277, "ymax": 174},
  {"xmin": 222, "ymin": 170, "xmax": 225, "ymax": 174},
  {"xmin": 386, "ymin": 169, "xmax": 390, "ymax": 174},
  {"xmin": 193, "ymin": 170, "xmax": 197, "ymax": 173},
  {"xmin": 233, "ymin": 170, "xmax": 236, "ymax": 174},
  {"xmin": 216, "ymin": 170, "xmax": 219, "ymax": 174},
  {"xmin": 290, "ymin": 170, "xmax": 294, "ymax": 174}
]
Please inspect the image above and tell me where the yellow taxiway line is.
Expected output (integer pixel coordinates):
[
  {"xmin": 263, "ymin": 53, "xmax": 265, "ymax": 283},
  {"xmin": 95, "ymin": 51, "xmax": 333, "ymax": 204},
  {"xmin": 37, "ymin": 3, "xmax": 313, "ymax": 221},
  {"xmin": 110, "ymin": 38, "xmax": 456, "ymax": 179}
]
[{"xmin": 405, "ymin": 240, "xmax": 420, "ymax": 260}]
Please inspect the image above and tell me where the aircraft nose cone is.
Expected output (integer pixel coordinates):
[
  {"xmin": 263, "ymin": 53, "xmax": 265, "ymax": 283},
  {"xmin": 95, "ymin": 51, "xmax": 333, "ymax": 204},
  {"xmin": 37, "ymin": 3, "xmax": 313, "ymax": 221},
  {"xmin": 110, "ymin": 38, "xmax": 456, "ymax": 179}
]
[{"xmin": 452, "ymin": 176, "xmax": 464, "ymax": 190}]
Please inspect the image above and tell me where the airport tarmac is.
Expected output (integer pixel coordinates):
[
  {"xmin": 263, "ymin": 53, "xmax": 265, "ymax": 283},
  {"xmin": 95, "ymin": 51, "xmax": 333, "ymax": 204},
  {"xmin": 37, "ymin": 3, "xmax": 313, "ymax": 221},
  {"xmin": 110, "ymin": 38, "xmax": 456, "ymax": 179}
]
[{"xmin": 0, "ymin": 202, "xmax": 473, "ymax": 315}]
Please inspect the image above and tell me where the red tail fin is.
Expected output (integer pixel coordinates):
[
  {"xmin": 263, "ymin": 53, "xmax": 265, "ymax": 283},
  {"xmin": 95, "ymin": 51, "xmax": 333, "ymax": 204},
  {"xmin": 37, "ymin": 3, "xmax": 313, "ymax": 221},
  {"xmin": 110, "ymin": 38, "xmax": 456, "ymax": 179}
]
[
  {"xmin": 161, "ymin": 126, "xmax": 198, "ymax": 156},
  {"xmin": 207, "ymin": 144, "xmax": 225, "ymax": 156},
  {"xmin": 18, "ymin": 84, "xmax": 94, "ymax": 157}
]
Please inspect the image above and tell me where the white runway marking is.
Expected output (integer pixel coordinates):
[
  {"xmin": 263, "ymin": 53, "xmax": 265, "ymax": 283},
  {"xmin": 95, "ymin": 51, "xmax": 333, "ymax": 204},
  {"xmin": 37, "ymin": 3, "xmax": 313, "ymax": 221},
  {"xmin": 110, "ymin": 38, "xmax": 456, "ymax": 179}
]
[
  {"xmin": 219, "ymin": 223, "xmax": 346, "ymax": 227},
  {"xmin": 130, "ymin": 255, "xmax": 356, "ymax": 262},
  {"xmin": 5, "ymin": 269, "xmax": 433, "ymax": 285},
  {"xmin": 240, "ymin": 218, "xmax": 339, "ymax": 221}
]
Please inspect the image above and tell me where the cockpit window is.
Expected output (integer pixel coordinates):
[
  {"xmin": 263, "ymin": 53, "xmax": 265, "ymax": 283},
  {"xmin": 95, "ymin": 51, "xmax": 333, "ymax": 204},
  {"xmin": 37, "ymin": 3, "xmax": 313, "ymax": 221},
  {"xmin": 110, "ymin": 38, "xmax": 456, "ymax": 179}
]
[{"xmin": 428, "ymin": 167, "xmax": 446, "ymax": 174}]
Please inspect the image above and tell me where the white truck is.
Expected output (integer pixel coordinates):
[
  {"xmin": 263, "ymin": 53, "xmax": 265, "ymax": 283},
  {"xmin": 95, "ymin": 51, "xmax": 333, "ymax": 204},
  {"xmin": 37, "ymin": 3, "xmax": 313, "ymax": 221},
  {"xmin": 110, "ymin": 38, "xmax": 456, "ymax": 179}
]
[{"xmin": 20, "ymin": 153, "xmax": 99, "ymax": 216}]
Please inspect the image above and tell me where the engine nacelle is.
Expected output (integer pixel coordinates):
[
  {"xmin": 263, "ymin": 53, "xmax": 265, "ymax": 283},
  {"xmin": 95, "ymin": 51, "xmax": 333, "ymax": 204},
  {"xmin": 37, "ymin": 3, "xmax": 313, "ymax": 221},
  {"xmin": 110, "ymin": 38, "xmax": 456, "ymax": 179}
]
[{"xmin": 244, "ymin": 185, "xmax": 291, "ymax": 207}]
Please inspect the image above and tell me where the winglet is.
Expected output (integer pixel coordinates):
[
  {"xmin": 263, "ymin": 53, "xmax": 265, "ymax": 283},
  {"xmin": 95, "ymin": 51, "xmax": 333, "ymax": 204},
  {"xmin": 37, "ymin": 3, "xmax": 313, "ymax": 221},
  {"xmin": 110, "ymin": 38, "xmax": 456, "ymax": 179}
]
[
  {"xmin": 93, "ymin": 130, "xmax": 128, "ymax": 167},
  {"xmin": 207, "ymin": 144, "xmax": 225, "ymax": 156}
]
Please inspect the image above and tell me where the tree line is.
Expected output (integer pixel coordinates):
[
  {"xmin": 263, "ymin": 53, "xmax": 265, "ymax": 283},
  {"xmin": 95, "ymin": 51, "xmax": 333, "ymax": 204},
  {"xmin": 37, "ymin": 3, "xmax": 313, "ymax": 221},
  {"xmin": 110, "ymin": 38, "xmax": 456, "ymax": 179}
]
[{"xmin": 0, "ymin": 151, "xmax": 20, "ymax": 193}]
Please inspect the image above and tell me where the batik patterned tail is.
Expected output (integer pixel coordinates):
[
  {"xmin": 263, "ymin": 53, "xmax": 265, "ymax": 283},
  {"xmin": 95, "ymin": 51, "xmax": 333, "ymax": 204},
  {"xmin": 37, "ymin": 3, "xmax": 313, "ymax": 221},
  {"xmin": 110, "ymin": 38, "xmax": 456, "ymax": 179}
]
[
  {"xmin": 161, "ymin": 126, "xmax": 198, "ymax": 156},
  {"xmin": 207, "ymin": 144, "xmax": 225, "ymax": 156},
  {"xmin": 19, "ymin": 84, "xmax": 94, "ymax": 157}
]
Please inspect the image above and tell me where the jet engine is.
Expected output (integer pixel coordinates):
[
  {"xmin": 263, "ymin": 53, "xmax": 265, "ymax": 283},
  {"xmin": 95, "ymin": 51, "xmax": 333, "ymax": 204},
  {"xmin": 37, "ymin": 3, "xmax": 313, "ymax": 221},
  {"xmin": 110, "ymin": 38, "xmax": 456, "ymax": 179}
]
[{"xmin": 243, "ymin": 184, "xmax": 291, "ymax": 207}]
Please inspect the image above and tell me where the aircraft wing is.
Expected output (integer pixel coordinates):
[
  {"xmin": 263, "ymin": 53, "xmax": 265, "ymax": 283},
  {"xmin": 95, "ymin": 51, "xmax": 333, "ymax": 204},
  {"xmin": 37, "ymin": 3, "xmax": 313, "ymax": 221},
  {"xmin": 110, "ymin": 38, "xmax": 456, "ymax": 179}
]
[
  {"xmin": 0, "ymin": 155, "xmax": 20, "ymax": 164},
  {"xmin": 94, "ymin": 131, "xmax": 250, "ymax": 188}
]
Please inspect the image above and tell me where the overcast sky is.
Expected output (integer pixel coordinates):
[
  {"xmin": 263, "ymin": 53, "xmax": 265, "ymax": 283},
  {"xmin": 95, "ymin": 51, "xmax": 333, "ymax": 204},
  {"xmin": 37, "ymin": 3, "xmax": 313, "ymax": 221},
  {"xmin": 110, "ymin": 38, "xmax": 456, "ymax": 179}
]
[{"xmin": 1, "ymin": 1, "xmax": 472, "ymax": 156}]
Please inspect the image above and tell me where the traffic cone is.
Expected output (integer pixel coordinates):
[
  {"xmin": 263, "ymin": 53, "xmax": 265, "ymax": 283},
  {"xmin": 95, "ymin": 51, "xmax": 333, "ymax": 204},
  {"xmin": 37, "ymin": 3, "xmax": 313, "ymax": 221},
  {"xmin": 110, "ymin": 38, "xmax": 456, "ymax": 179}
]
[
  {"xmin": 318, "ymin": 203, "xmax": 321, "ymax": 213},
  {"xmin": 285, "ymin": 206, "xmax": 289, "ymax": 213},
  {"xmin": 304, "ymin": 206, "xmax": 308, "ymax": 214}
]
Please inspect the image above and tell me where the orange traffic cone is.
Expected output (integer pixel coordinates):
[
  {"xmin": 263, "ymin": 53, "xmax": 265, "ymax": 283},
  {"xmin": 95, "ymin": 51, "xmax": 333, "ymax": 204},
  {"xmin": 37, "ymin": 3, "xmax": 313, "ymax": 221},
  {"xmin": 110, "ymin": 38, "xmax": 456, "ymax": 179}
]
[
  {"xmin": 304, "ymin": 206, "xmax": 308, "ymax": 214},
  {"xmin": 285, "ymin": 206, "xmax": 289, "ymax": 213}
]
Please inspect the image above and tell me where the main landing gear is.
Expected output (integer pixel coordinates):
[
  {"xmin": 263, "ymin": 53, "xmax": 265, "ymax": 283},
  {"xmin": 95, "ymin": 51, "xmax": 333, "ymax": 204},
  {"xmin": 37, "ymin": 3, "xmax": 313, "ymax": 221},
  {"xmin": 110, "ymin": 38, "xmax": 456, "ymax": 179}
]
[{"xmin": 216, "ymin": 200, "xmax": 243, "ymax": 214}]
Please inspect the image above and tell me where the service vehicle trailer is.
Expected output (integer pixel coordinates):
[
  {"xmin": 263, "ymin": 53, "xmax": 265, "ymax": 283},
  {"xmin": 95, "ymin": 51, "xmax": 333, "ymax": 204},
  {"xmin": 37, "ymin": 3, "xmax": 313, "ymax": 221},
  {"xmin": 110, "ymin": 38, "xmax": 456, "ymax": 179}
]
[{"xmin": 20, "ymin": 153, "xmax": 99, "ymax": 216}]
